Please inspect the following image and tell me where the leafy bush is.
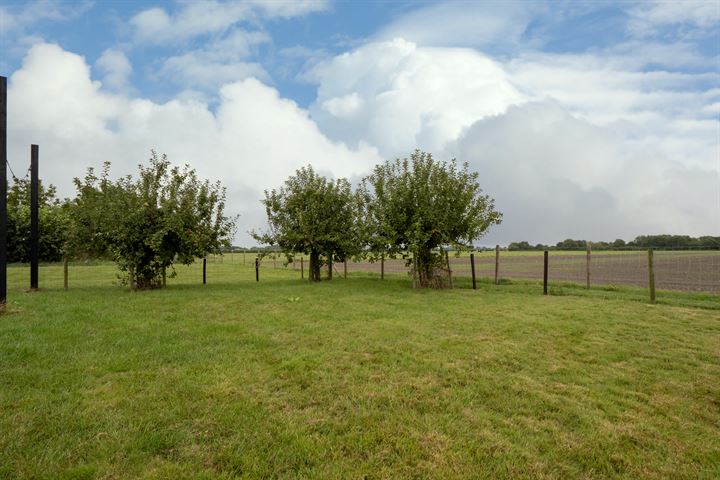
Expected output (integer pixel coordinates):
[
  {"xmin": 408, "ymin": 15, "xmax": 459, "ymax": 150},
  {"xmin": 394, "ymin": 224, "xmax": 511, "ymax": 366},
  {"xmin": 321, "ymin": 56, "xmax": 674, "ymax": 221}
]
[{"xmin": 68, "ymin": 151, "xmax": 235, "ymax": 289}]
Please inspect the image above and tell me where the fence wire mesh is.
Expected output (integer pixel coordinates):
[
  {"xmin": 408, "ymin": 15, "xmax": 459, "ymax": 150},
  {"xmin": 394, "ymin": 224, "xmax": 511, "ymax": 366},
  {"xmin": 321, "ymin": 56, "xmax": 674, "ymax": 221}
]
[
  {"xmin": 263, "ymin": 249, "xmax": 720, "ymax": 295},
  {"xmin": 7, "ymin": 251, "xmax": 719, "ymax": 304}
]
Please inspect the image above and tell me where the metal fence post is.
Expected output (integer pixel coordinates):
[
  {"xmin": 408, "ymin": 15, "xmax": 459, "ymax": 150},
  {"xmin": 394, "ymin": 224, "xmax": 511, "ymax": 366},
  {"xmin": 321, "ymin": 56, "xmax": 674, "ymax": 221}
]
[
  {"xmin": 203, "ymin": 257, "xmax": 207, "ymax": 285},
  {"xmin": 470, "ymin": 253, "xmax": 476, "ymax": 290},
  {"xmin": 648, "ymin": 249, "xmax": 656, "ymax": 304},
  {"xmin": 494, "ymin": 245, "xmax": 500, "ymax": 285},
  {"xmin": 30, "ymin": 145, "xmax": 39, "ymax": 290},
  {"xmin": 586, "ymin": 242, "xmax": 591, "ymax": 289},
  {"xmin": 543, "ymin": 250, "xmax": 549, "ymax": 295}
]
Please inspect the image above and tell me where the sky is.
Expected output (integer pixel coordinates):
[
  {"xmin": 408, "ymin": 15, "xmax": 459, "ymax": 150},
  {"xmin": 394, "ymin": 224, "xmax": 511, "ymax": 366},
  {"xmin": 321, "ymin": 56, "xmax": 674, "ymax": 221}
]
[{"xmin": 1, "ymin": 0, "xmax": 718, "ymax": 246}]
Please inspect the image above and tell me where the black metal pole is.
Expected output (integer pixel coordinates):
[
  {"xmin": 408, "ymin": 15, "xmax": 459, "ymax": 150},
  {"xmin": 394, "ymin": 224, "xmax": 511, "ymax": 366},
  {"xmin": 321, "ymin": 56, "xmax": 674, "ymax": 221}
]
[
  {"xmin": 543, "ymin": 250, "xmax": 549, "ymax": 295},
  {"xmin": 0, "ymin": 76, "xmax": 7, "ymax": 305},
  {"xmin": 470, "ymin": 253, "xmax": 476, "ymax": 290},
  {"xmin": 30, "ymin": 144, "xmax": 39, "ymax": 290},
  {"xmin": 202, "ymin": 257, "xmax": 207, "ymax": 285},
  {"xmin": 255, "ymin": 258, "xmax": 259, "ymax": 282}
]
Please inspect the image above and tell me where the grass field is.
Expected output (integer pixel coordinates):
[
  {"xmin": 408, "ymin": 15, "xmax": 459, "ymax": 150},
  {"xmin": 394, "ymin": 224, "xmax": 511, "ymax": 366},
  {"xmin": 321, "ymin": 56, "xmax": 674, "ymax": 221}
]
[{"xmin": 1, "ymin": 262, "xmax": 719, "ymax": 479}]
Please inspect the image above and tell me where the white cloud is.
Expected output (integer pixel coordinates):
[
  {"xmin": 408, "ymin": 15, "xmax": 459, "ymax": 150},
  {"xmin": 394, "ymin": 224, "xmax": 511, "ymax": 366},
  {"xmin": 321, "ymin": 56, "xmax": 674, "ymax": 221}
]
[
  {"xmin": 306, "ymin": 39, "xmax": 523, "ymax": 157},
  {"xmin": 7, "ymin": 43, "xmax": 380, "ymax": 245},
  {"xmin": 155, "ymin": 29, "xmax": 271, "ymax": 90},
  {"xmin": 375, "ymin": 1, "xmax": 537, "ymax": 49},
  {"xmin": 131, "ymin": 0, "xmax": 328, "ymax": 45},
  {"xmin": 627, "ymin": 0, "xmax": 720, "ymax": 37},
  {"xmin": 505, "ymin": 52, "xmax": 720, "ymax": 171},
  {"xmin": 0, "ymin": 0, "xmax": 89, "ymax": 34},
  {"xmin": 158, "ymin": 52, "xmax": 269, "ymax": 90},
  {"xmin": 96, "ymin": 49, "xmax": 133, "ymax": 92},
  {"xmin": 304, "ymin": 37, "xmax": 718, "ymax": 242},
  {"xmin": 446, "ymin": 102, "xmax": 719, "ymax": 244}
]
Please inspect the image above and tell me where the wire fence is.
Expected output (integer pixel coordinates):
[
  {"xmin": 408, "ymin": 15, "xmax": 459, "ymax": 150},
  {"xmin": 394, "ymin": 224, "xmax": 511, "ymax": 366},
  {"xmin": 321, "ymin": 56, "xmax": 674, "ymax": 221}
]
[
  {"xmin": 6, "ymin": 250, "xmax": 718, "ymax": 309},
  {"xmin": 269, "ymin": 249, "xmax": 720, "ymax": 295}
]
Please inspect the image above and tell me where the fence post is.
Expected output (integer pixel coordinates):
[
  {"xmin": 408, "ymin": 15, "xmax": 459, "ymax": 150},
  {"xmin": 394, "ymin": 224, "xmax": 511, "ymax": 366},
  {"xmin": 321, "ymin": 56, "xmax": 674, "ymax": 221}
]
[
  {"xmin": 301, "ymin": 257, "xmax": 304, "ymax": 279},
  {"xmin": 273, "ymin": 254, "xmax": 276, "ymax": 269},
  {"xmin": 63, "ymin": 257, "xmax": 68, "ymax": 290},
  {"xmin": 30, "ymin": 145, "xmax": 39, "ymax": 290},
  {"xmin": 470, "ymin": 253, "xmax": 476, "ymax": 290},
  {"xmin": 328, "ymin": 256, "xmax": 333, "ymax": 280},
  {"xmin": 255, "ymin": 257, "xmax": 259, "ymax": 282},
  {"xmin": 162, "ymin": 266, "xmax": 166, "ymax": 287},
  {"xmin": 494, "ymin": 245, "xmax": 500, "ymax": 285},
  {"xmin": 412, "ymin": 252, "xmax": 418, "ymax": 288},
  {"xmin": 586, "ymin": 241, "xmax": 591, "ymax": 289},
  {"xmin": 381, "ymin": 253, "xmax": 385, "ymax": 280},
  {"xmin": 203, "ymin": 257, "xmax": 207, "ymax": 285},
  {"xmin": 344, "ymin": 259, "xmax": 347, "ymax": 279},
  {"xmin": 543, "ymin": 250, "xmax": 548, "ymax": 295},
  {"xmin": 445, "ymin": 249, "xmax": 453, "ymax": 288},
  {"xmin": 0, "ymin": 76, "xmax": 7, "ymax": 306},
  {"xmin": 648, "ymin": 249, "xmax": 656, "ymax": 304}
]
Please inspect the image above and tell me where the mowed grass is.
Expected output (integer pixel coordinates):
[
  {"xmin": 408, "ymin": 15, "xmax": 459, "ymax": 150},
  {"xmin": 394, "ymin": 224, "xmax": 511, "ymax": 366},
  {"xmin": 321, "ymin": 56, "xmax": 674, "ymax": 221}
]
[{"xmin": 0, "ymin": 263, "xmax": 719, "ymax": 479}]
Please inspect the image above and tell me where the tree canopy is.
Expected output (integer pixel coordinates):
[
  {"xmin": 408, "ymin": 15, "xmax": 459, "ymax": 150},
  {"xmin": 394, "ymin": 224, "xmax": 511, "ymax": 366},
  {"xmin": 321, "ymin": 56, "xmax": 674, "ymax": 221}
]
[
  {"xmin": 361, "ymin": 150, "xmax": 502, "ymax": 287},
  {"xmin": 68, "ymin": 151, "xmax": 234, "ymax": 289},
  {"xmin": 253, "ymin": 165, "xmax": 362, "ymax": 281},
  {"xmin": 6, "ymin": 177, "xmax": 70, "ymax": 263}
]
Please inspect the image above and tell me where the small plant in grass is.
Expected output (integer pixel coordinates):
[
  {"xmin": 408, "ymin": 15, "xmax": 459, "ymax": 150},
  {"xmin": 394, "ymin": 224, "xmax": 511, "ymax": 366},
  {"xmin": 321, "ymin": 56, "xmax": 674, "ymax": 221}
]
[{"xmin": 68, "ymin": 151, "xmax": 235, "ymax": 290}]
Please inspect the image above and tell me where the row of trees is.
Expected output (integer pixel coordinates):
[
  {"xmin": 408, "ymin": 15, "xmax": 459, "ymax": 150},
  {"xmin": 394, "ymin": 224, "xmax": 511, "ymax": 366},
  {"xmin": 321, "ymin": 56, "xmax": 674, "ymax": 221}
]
[
  {"xmin": 508, "ymin": 235, "xmax": 720, "ymax": 251},
  {"xmin": 253, "ymin": 150, "xmax": 502, "ymax": 287},
  {"xmin": 7, "ymin": 151, "xmax": 235, "ymax": 289}
]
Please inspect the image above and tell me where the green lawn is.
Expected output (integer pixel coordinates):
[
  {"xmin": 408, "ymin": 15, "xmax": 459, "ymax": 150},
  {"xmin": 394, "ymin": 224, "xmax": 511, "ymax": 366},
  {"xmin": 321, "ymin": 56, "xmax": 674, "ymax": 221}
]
[{"xmin": 1, "ymin": 263, "xmax": 718, "ymax": 479}]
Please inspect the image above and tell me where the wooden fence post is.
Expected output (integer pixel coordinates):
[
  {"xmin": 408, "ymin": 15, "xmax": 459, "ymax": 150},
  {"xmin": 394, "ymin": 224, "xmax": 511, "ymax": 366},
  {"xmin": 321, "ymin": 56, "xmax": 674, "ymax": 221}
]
[
  {"xmin": 381, "ymin": 253, "xmax": 385, "ymax": 280},
  {"xmin": 328, "ymin": 256, "xmax": 333, "ymax": 280},
  {"xmin": 494, "ymin": 245, "xmax": 500, "ymax": 285},
  {"xmin": 203, "ymin": 257, "xmax": 207, "ymax": 285},
  {"xmin": 586, "ymin": 242, "xmax": 591, "ymax": 289},
  {"xmin": 543, "ymin": 250, "xmax": 548, "ymax": 295},
  {"xmin": 255, "ymin": 257, "xmax": 259, "ymax": 282},
  {"xmin": 63, "ymin": 257, "xmax": 68, "ymax": 290},
  {"xmin": 470, "ymin": 253, "xmax": 476, "ymax": 290},
  {"xmin": 301, "ymin": 257, "xmax": 304, "ymax": 279},
  {"xmin": 344, "ymin": 259, "xmax": 347, "ymax": 279},
  {"xmin": 648, "ymin": 249, "xmax": 656, "ymax": 304},
  {"xmin": 445, "ymin": 249, "xmax": 453, "ymax": 288},
  {"xmin": 162, "ymin": 266, "xmax": 166, "ymax": 287}
]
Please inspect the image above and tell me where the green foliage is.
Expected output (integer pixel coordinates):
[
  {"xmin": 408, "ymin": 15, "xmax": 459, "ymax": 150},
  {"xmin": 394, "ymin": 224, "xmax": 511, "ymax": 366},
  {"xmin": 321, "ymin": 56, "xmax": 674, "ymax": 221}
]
[
  {"xmin": 508, "ymin": 241, "xmax": 548, "ymax": 251},
  {"xmin": 361, "ymin": 150, "xmax": 501, "ymax": 287},
  {"xmin": 253, "ymin": 165, "xmax": 363, "ymax": 281},
  {"xmin": 68, "ymin": 151, "xmax": 234, "ymax": 289},
  {"xmin": 6, "ymin": 177, "xmax": 71, "ymax": 262}
]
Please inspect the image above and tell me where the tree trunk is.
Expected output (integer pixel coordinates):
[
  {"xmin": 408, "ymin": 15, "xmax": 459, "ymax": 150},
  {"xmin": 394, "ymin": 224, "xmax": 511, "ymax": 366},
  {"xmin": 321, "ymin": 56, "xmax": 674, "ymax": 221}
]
[
  {"xmin": 416, "ymin": 247, "xmax": 433, "ymax": 287},
  {"xmin": 309, "ymin": 249, "xmax": 321, "ymax": 282}
]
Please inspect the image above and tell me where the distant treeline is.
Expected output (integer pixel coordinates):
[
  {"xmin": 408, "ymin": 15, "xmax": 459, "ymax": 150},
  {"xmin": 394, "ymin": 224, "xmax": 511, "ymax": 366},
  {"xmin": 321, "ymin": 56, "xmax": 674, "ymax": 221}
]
[
  {"xmin": 230, "ymin": 235, "xmax": 720, "ymax": 253},
  {"xmin": 507, "ymin": 235, "xmax": 720, "ymax": 251}
]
